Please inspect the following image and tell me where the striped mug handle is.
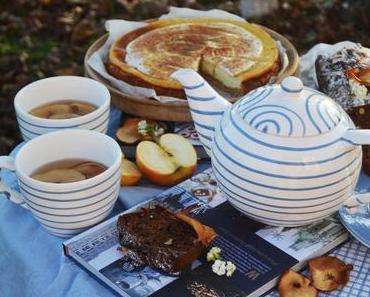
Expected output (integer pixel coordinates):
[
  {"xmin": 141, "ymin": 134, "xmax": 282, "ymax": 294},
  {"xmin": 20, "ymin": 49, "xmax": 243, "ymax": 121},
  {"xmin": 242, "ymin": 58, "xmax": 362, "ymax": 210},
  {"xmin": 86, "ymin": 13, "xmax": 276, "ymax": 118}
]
[{"xmin": 0, "ymin": 156, "xmax": 25, "ymax": 205}]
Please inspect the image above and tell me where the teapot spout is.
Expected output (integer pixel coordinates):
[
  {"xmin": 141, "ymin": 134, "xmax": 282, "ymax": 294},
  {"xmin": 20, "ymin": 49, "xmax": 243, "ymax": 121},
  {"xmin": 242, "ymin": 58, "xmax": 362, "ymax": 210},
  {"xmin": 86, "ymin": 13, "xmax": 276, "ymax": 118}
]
[{"xmin": 171, "ymin": 69, "xmax": 231, "ymax": 155}]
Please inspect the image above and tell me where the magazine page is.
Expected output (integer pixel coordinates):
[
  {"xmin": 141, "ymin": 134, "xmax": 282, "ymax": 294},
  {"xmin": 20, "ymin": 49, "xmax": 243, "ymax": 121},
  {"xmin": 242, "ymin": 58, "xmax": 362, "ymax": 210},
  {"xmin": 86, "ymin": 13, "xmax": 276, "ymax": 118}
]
[
  {"xmin": 64, "ymin": 168, "xmax": 347, "ymax": 297},
  {"xmin": 173, "ymin": 122, "xmax": 202, "ymax": 147},
  {"xmin": 256, "ymin": 216, "xmax": 347, "ymax": 261},
  {"xmin": 151, "ymin": 202, "xmax": 297, "ymax": 297}
]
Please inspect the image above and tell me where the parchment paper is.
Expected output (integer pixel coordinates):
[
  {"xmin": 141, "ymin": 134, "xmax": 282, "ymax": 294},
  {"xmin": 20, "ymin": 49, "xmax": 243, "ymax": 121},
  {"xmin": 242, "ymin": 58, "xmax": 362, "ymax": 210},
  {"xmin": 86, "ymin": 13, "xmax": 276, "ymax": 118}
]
[{"xmin": 87, "ymin": 6, "xmax": 288, "ymax": 102}]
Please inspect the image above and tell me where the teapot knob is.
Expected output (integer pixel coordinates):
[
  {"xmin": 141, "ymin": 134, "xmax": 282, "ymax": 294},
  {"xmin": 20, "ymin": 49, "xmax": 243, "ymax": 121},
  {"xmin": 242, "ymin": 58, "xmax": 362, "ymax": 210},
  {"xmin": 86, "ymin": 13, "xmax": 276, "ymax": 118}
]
[{"xmin": 281, "ymin": 76, "xmax": 303, "ymax": 93}]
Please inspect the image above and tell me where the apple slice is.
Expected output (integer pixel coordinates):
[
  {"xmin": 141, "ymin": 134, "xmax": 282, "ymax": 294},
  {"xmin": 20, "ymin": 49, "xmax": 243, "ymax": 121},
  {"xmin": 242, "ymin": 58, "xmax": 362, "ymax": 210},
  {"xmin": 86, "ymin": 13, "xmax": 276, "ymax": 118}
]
[
  {"xmin": 309, "ymin": 256, "xmax": 353, "ymax": 292},
  {"xmin": 136, "ymin": 133, "xmax": 197, "ymax": 186},
  {"xmin": 116, "ymin": 118, "xmax": 143, "ymax": 144},
  {"xmin": 120, "ymin": 158, "xmax": 142, "ymax": 186},
  {"xmin": 278, "ymin": 270, "xmax": 318, "ymax": 297},
  {"xmin": 116, "ymin": 118, "xmax": 168, "ymax": 144}
]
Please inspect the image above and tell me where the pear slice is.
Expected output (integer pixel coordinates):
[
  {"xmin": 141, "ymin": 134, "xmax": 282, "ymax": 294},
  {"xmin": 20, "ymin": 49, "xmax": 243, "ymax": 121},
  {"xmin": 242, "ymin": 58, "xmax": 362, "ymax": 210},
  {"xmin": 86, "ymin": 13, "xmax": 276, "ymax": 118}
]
[
  {"xmin": 357, "ymin": 68, "xmax": 370, "ymax": 86},
  {"xmin": 48, "ymin": 113, "xmax": 80, "ymax": 119},
  {"xmin": 346, "ymin": 67, "xmax": 370, "ymax": 87},
  {"xmin": 69, "ymin": 102, "xmax": 96, "ymax": 115},
  {"xmin": 309, "ymin": 256, "xmax": 353, "ymax": 292},
  {"xmin": 278, "ymin": 270, "xmax": 318, "ymax": 297},
  {"xmin": 72, "ymin": 162, "xmax": 106, "ymax": 179},
  {"xmin": 30, "ymin": 104, "xmax": 72, "ymax": 119},
  {"xmin": 31, "ymin": 169, "xmax": 86, "ymax": 183}
]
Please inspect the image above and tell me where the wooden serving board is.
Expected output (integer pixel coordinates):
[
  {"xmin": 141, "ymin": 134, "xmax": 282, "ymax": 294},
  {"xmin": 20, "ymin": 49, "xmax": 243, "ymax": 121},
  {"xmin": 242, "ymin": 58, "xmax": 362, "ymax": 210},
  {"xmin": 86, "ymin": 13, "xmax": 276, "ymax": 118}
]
[{"xmin": 84, "ymin": 26, "xmax": 299, "ymax": 122}]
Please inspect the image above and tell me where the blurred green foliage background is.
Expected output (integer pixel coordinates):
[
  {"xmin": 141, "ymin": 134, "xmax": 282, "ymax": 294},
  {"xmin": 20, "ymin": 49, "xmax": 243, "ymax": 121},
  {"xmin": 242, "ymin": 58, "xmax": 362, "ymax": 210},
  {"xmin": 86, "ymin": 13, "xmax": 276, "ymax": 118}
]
[{"xmin": 0, "ymin": 0, "xmax": 369, "ymax": 154}]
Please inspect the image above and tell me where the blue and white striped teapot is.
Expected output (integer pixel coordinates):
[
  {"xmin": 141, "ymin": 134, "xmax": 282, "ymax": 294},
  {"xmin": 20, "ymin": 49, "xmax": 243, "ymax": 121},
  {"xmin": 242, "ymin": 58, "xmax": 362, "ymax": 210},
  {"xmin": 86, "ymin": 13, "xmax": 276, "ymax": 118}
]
[{"xmin": 171, "ymin": 69, "xmax": 370, "ymax": 226}]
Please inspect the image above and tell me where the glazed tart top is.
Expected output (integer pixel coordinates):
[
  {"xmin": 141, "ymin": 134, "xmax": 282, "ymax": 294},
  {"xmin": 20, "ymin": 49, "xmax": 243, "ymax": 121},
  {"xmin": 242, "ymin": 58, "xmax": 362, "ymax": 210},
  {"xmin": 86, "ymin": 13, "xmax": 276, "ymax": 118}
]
[{"xmin": 109, "ymin": 18, "xmax": 279, "ymax": 90}]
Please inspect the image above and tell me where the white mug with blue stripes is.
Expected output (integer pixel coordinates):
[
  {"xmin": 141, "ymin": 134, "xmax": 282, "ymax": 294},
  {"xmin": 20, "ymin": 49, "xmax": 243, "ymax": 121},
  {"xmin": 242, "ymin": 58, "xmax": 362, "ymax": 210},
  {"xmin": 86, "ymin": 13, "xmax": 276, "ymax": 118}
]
[
  {"xmin": 0, "ymin": 129, "xmax": 122, "ymax": 237},
  {"xmin": 14, "ymin": 76, "xmax": 111, "ymax": 141},
  {"xmin": 171, "ymin": 69, "xmax": 370, "ymax": 226}
]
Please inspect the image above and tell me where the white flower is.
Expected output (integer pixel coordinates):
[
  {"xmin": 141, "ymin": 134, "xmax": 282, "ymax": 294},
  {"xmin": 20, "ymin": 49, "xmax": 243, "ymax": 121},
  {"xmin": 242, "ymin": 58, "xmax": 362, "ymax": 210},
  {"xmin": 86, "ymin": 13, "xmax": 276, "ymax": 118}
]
[
  {"xmin": 207, "ymin": 247, "xmax": 221, "ymax": 262},
  {"xmin": 153, "ymin": 127, "xmax": 164, "ymax": 137},
  {"xmin": 137, "ymin": 120, "xmax": 148, "ymax": 136},
  {"xmin": 208, "ymin": 246, "xmax": 237, "ymax": 277},
  {"xmin": 349, "ymin": 79, "xmax": 368, "ymax": 100},
  {"xmin": 212, "ymin": 260, "xmax": 226, "ymax": 276},
  {"xmin": 225, "ymin": 261, "xmax": 236, "ymax": 277}
]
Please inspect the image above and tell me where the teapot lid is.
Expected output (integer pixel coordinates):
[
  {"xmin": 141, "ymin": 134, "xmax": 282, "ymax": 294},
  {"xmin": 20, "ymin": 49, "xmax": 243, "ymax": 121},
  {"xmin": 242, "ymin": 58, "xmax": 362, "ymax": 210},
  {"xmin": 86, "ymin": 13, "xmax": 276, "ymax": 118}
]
[{"xmin": 235, "ymin": 76, "xmax": 345, "ymax": 137}]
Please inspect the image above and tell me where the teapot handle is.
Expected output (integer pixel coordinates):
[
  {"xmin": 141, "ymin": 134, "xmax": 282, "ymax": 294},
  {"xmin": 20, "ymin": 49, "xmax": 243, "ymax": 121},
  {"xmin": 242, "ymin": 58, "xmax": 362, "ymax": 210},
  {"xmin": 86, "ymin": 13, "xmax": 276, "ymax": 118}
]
[{"xmin": 343, "ymin": 129, "xmax": 370, "ymax": 145}]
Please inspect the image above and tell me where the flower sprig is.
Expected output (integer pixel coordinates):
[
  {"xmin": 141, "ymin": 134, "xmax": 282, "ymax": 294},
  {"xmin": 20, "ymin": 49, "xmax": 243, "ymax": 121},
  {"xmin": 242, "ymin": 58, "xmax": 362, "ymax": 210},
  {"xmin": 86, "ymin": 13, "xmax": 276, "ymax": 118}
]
[
  {"xmin": 137, "ymin": 120, "xmax": 165, "ymax": 137},
  {"xmin": 206, "ymin": 246, "xmax": 236, "ymax": 277},
  {"xmin": 207, "ymin": 246, "xmax": 221, "ymax": 262}
]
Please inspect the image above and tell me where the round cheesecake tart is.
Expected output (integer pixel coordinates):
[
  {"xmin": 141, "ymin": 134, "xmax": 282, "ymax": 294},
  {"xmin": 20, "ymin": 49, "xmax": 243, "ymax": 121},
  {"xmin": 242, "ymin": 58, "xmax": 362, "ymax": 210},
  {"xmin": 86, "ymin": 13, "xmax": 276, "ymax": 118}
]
[{"xmin": 108, "ymin": 18, "xmax": 280, "ymax": 98}]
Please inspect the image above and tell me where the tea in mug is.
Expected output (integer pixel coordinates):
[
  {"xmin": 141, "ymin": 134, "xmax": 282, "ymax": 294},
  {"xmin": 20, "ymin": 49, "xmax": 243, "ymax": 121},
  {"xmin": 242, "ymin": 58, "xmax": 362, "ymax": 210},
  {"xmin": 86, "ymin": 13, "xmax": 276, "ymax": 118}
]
[
  {"xmin": 30, "ymin": 100, "xmax": 97, "ymax": 119},
  {"xmin": 31, "ymin": 159, "xmax": 107, "ymax": 183}
]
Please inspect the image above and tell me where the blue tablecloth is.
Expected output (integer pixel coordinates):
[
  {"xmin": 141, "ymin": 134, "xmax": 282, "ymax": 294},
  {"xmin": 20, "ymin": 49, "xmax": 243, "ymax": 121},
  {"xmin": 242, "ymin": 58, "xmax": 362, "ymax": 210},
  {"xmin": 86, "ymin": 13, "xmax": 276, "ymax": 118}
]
[{"xmin": 1, "ymin": 108, "xmax": 369, "ymax": 297}]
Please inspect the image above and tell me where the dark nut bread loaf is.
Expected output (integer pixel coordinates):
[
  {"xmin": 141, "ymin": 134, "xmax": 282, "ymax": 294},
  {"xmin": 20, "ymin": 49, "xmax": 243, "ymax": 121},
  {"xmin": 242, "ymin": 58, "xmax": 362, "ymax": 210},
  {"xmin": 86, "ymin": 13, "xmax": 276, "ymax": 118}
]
[
  {"xmin": 315, "ymin": 45, "xmax": 370, "ymax": 174},
  {"xmin": 117, "ymin": 205, "xmax": 216, "ymax": 274},
  {"xmin": 315, "ymin": 46, "xmax": 370, "ymax": 110}
]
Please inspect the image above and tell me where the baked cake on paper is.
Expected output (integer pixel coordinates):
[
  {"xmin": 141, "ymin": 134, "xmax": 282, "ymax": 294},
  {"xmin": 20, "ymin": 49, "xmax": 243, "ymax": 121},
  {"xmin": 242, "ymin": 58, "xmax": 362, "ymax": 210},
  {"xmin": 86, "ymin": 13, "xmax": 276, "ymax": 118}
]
[
  {"xmin": 108, "ymin": 18, "xmax": 280, "ymax": 98},
  {"xmin": 316, "ymin": 45, "xmax": 370, "ymax": 173},
  {"xmin": 316, "ymin": 45, "xmax": 370, "ymax": 110}
]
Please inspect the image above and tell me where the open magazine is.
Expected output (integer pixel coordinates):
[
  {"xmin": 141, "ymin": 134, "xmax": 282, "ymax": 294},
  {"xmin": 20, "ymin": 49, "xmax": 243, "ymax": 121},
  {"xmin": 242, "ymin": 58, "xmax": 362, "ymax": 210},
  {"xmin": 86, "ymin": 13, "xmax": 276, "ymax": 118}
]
[{"xmin": 63, "ymin": 168, "xmax": 348, "ymax": 297}]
